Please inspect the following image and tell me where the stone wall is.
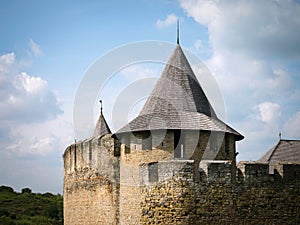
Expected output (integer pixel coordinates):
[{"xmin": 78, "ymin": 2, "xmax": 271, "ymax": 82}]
[
  {"xmin": 140, "ymin": 161, "xmax": 300, "ymax": 225},
  {"xmin": 64, "ymin": 168, "xmax": 117, "ymax": 225},
  {"xmin": 64, "ymin": 134, "xmax": 300, "ymax": 225},
  {"xmin": 63, "ymin": 134, "xmax": 120, "ymax": 225}
]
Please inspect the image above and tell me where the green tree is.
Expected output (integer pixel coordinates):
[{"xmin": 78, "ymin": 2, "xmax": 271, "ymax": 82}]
[
  {"xmin": 0, "ymin": 186, "xmax": 14, "ymax": 193},
  {"xmin": 21, "ymin": 188, "xmax": 32, "ymax": 194}
]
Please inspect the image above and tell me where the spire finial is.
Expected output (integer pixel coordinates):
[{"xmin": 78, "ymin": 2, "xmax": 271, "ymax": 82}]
[
  {"xmin": 279, "ymin": 132, "xmax": 282, "ymax": 140},
  {"xmin": 177, "ymin": 20, "xmax": 180, "ymax": 45},
  {"xmin": 99, "ymin": 100, "xmax": 103, "ymax": 114}
]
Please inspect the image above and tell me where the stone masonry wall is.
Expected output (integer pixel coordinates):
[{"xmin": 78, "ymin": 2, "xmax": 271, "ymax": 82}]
[
  {"xmin": 140, "ymin": 161, "xmax": 300, "ymax": 225},
  {"xmin": 64, "ymin": 134, "xmax": 300, "ymax": 225},
  {"xmin": 63, "ymin": 134, "xmax": 120, "ymax": 225},
  {"xmin": 64, "ymin": 168, "xmax": 117, "ymax": 225}
]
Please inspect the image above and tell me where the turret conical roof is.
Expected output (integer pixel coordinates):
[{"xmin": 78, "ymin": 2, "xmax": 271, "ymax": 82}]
[
  {"xmin": 139, "ymin": 44, "xmax": 217, "ymax": 118},
  {"xmin": 93, "ymin": 109, "xmax": 111, "ymax": 137},
  {"xmin": 116, "ymin": 44, "xmax": 243, "ymax": 140}
]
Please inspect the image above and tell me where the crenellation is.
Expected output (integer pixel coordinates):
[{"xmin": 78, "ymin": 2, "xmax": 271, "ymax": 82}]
[
  {"xmin": 274, "ymin": 162, "xmax": 300, "ymax": 182},
  {"xmin": 200, "ymin": 160, "xmax": 233, "ymax": 184},
  {"xmin": 237, "ymin": 161, "xmax": 271, "ymax": 185}
]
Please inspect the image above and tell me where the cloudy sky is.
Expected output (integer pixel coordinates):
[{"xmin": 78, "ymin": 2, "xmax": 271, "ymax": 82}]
[{"xmin": 1, "ymin": 0, "xmax": 300, "ymax": 194}]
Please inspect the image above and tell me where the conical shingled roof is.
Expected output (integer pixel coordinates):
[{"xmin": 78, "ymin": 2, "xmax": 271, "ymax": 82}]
[
  {"xmin": 116, "ymin": 44, "xmax": 243, "ymax": 140},
  {"xmin": 93, "ymin": 109, "xmax": 111, "ymax": 137},
  {"xmin": 139, "ymin": 45, "xmax": 217, "ymax": 118}
]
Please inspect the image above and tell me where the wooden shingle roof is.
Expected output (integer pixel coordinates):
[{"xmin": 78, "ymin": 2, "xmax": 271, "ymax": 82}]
[
  {"xmin": 139, "ymin": 44, "xmax": 217, "ymax": 118},
  {"xmin": 259, "ymin": 139, "xmax": 300, "ymax": 163},
  {"xmin": 116, "ymin": 44, "xmax": 243, "ymax": 140},
  {"xmin": 93, "ymin": 110, "xmax": 111, "ymax": 137},
  {"xmin": 259, "ymin": 139, "xmax": 300, "ymax": 173}
]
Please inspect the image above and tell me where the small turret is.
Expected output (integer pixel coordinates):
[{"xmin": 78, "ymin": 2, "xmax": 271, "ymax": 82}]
[{"xmin": 93, "ymin": 100, "xmax": 111, "ymax": 137}]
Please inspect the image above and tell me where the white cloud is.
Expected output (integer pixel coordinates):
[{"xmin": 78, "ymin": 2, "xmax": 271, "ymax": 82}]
[
  {"xmin": 180, "ymin": 0, "xmax": 300, "ymax": 160},
  {"xmin": 0, "ymin": 53, "xmax": 15, "ymax": 75},
  {"xmin": 0, "ymin": 51, "xmax": 72, "ymax": 193},
  {"xmin": 0, "ymin": 53, "xmax": 62, "ymax": 123},
  {"xmin": 256, "ymin": 102, "xmax": 281, "ymax": 124},
  {"xmin": 180, "ymin": 0, "xmax": 219, "ymax": 26},
  {"xmin": 180, "ymin": 0, "xmax": 300, "ymax": 58},
  {"xmin": 29, "ymin": 38, "xmax": 43, "ymax": 57},
  {"xmin": 156, "ymin": 13, "xmax": 178, "ymax": 29},
  {"xmin": 7, "ymin": 116, "xmax": 73, "ymax": 157},
  {"xmin": 17, "ymin": 72, "xmax": 47, "ymax": 94}
]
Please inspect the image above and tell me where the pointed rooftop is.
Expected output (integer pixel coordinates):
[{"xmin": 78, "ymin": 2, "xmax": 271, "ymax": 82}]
[
  {"xmin": 116, "ymin": 43, "xmax": 243, "ymax": 140},
  {"xmin": 93, "ymin": 100, "xmax": 111, "ymax": 137},
  {"xmin": 139, "ymin": 44, "xmax": 217, "ymax": 118},
  {"xmin": 259, "ymin": 139, "xmax": 300, "ymax": 164}
]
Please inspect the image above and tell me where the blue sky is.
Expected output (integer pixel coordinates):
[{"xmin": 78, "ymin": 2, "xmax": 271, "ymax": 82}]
[{"xmin": 0, "ymin": 0, "xmax": 300, "ymax": 194}]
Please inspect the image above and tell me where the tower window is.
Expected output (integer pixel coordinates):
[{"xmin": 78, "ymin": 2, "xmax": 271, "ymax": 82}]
[
  {"xmin": 89, "ymin": 141, "xmax": 92, "ymax": 162},
  {"xmin": 225, "ymin": 134, "xmax": 230, "ymax": 155}
]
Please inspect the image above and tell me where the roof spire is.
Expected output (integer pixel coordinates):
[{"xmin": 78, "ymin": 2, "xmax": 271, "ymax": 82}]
[
  {"xmin": 93, "ymin": 99, "xmax": 111, "ymax": 137},
  {"xmin": 279, "ymin": 132, "xmax": 282, "ymax": 140},
  {"xmin": 99, "ymin": 99, "xmax": 103, "ymax": 114},
  {"xmin": 177, "ymin": 20, "xmax": 180, "ymax": 45}
]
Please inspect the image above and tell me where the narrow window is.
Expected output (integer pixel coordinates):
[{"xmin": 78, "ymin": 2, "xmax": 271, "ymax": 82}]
[
  {"xmin": 74, "ymin": 144, "xmax": 77, "ymax": 168},
  {"xmin": 210, "ymin": 131, "xmax": 218, "ymax": 151},
  {"xmin": 225, "ymin": 134, "xmax": 230, "ymax": 155},
  {"xmin": 180, "ymin": 144, "xmax": 184, "ymax": 158},
  {"xmin": 142, "ymin": 131, "xmax": 152, "ymax": 150},
  {"xmin": 174, "ymin": 130, "xmax": 184, "ymax": 158},
  {"xmin": 89, "ymin": 141, "xmax": 92, "ymax": 162},
  {"xmin": 148, "ymin": 163, "xmax": 158, "ymax": 182},
  {"xmin": 69, "ymin": 147, "xmax": 71, "ymax": 168}
]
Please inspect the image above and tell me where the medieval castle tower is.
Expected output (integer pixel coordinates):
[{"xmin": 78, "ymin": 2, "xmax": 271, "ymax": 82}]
[{"xmin": 63, "ymin": 41, "xmax": 300, "ymax": 224}]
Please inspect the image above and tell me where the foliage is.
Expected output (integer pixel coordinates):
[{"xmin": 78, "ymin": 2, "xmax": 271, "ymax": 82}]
[
  {"xmin": 0, "ymin": 186, "xmax": 63, "ymax": 225},
  {"xmin": 0, "ymin": 186, "xmax": 14, "ymax": 193},
  {"xmin": 21, "ymin": 188, "xmax": 32, "ymax": 194}
]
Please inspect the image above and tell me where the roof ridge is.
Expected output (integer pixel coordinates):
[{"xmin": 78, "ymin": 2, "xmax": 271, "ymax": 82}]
[{"xmin": 280, "ymin": 139, "xmax": 300, "ymax": 142}]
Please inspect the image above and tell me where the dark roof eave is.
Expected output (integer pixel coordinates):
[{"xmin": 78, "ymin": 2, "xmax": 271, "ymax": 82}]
[{"xmin": 114, "ymin": 127, "xmax": 244, "ymax": 141}]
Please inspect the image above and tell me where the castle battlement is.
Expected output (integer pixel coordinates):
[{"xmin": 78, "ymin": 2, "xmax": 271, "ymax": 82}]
[
  {"xmin": 63, "ymin": 134, "xmax": 120, "ymax": 176},
  {"xmin": 63, "ymin": 133, "xmax": 300, "ymax": 225}
]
